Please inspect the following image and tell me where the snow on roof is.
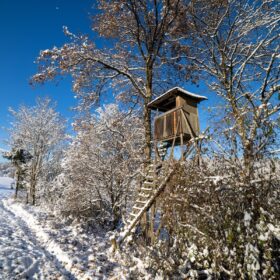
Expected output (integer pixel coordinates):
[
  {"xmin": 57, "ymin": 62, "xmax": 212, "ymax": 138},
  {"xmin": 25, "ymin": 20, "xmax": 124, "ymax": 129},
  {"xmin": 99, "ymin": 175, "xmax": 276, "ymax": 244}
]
[{"xmin": 148, "ymin": 87, "xmax": 208, "ymax": 109}]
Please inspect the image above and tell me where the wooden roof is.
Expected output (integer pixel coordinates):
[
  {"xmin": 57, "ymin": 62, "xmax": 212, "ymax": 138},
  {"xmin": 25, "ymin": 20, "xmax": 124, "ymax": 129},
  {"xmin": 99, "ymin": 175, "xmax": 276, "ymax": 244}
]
[{"xmin": 148, "ymin": 87, "xmax": 208, "ymax": 112}]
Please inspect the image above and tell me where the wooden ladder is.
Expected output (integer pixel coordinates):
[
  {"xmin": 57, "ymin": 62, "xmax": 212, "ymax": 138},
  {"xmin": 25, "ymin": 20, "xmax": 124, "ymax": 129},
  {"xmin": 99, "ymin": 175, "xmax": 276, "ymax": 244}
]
[
  {"xmin": 127, "ymin": 163, "xmax": 158, "ymax": 225},
  {"xmin": 111, "ymin": 161, "xmax": 176, "ymax": 249}
]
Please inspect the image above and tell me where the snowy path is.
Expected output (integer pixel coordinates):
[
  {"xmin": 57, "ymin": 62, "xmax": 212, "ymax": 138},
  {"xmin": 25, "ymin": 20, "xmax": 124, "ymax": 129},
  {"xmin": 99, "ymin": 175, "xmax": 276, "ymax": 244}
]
[
  {"xmin": 0, "ymin": 177, "xmax": 141, "ymax": 279},
  {"xmin": 0, "ymin": 177, "xmax": 75, "ymax": 279}
]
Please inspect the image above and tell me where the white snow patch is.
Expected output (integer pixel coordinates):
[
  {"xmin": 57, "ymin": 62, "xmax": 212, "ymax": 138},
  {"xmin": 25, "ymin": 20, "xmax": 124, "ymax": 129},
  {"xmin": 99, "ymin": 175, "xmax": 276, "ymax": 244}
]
[
  {"xmin": 244, "ymin": 211, "xmax": 252, "ymax": 227},
  {"xmin": 3, "ymin": 199, "xmax": 91, "ymax": 279}
]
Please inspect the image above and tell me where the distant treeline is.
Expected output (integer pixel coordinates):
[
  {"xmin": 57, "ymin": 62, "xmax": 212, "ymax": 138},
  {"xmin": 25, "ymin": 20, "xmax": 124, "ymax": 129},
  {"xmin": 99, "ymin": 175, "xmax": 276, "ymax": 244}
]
[{"xmin": 0, "ymin": 162, "xmax": 14, "ymax": 177}]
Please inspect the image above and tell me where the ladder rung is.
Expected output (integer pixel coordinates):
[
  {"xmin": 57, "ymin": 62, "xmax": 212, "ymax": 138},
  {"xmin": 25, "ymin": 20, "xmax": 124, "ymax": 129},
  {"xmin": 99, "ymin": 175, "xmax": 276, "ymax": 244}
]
[
  {"xmin": 138, "ymin": 193, "xmax": 150, "ymax": 198},
  {"xmin": 127, "ymin": 218, "xmax": 140, "ymax": 225},
  {"xmin": 136, "ymin": 200, "xmax": 146, "ymax": 204},
  {"xmin": 145, "ymin": 179, "xmax": 154, "ymax": 184},
  {"xmin": 144, "ymin": 181, "xmax": 154, "ymax": 186},
  {"xmin": 138, "ymin": 190, "xmax": 150, "ymax": 198},
  {"xmin": 130, "ymin": 213, "xmax": 138, "ymax": 217},
  {"xmin": 133, "ymin": 206, "xmax": 142, "ymax": 211},
  {"xmin": 141, "ymin": 187, "xmax": 153, "ymax": 191}
]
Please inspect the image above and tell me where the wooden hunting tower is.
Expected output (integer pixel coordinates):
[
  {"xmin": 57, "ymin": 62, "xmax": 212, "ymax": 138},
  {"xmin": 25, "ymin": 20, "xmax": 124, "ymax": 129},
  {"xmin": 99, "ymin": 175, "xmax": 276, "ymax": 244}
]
[
  {"xmin": 111, "ymin": 87, "xmax": 207, "ymax": 249},
  {"xmin": 148, "ymin": 87, "xmax": 207, "ymax": 147}
]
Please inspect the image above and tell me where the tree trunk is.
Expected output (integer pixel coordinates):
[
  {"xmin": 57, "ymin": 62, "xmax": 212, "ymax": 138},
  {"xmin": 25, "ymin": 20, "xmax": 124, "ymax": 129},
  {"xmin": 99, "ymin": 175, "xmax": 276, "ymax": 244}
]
[
  {"xmin": 144, "ymin": 62, "xmax": 153, "ymax": 165},
  {"xmin": 144, "ymin": 101, "xmax": 152, "ymax": 164},
  {"xmin": 243, "ymin": 141, "xmax": 254, "ymax": 182},
  {"xmin": 30, "ymin": 175, "xmax": 36, "ymax": 205},
  {"xmin": 243, "ymin": 140, "xmax": 255, "ymax": 211},
  {"xmin": 15, "ymin": 167, "xmax": 20, "ymax": 199},
  {"xmin": 31, "ymin": 186, "xmax": 36, "ymax": 205}
]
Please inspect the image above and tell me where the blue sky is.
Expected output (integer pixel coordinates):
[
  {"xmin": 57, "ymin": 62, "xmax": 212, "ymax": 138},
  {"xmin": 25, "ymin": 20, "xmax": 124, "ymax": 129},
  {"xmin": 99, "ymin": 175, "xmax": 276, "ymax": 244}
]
[
  {"xmin": 0, "ymin": 0, "xmax": 214, "ymax": 159},
  {"xmin": 0, "ymin": 0, "xmax": 93, "ymax": 152}
]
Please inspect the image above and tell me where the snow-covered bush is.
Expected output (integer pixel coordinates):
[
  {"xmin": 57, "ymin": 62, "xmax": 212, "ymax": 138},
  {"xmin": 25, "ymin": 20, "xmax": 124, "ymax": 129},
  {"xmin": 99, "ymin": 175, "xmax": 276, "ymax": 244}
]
[
  {"xmin": 52, "ymin": 104, "xmax": 145, "ymax": 228},
  {"xmin": 145, "ymin": 158, "xmax": 280, "ymax": 279}
]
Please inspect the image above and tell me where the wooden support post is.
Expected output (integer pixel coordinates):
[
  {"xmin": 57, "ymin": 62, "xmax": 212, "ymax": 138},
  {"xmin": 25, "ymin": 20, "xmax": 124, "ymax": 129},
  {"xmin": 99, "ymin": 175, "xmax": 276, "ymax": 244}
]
[
  {"xmin": 154, "ymin": 140, "xmax": 160, "ymax": 164},
  {"xmin": 149, "ymin": 202, "xmax": 156, "ymax": 244},
  {"xmin": 169, "ymin": 118, "xmax": 181, "ymax": 159},
  {"xmin": 140, "ymin": 210, "xmax": 148, "ymax": 241},
  {"xmin": 196, "ymin": 140, "xmax": 201, "ymax": 167},
  {"xmin": 180, "ymin": 133, "xmax": 184, "ymax": 161},
  {"xmin": 182, "ymin": 110, "xmax": 201, "ymax": 166}
]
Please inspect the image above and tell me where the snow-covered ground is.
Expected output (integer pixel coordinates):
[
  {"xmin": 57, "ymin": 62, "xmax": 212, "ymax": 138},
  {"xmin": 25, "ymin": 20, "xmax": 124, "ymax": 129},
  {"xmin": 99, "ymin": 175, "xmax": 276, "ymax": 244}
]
[
  {"xmin": 0, "ymin": 177, "xmax": 149, "ymax": 280},
  {"xmin": 0, "ymin": 177, "xmax": 73, "ymax": 279},
  {"xmin": 0, "ymin": 177, "xmax": 13, "ymax": 199}
]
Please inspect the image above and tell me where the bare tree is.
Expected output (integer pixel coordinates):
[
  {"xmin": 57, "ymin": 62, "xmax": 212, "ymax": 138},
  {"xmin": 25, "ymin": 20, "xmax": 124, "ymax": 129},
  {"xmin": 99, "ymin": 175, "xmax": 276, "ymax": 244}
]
[
  {"xmin": 31, "ymin": 0, "xmax": 191, "ymax": 163},
  {"xmin": 8, "ymin": 98, "xmax": 66, "ymax": 205},
  {"xmin": 183, "ymin": 0, "xmax": 280, "ymax": 179}
]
